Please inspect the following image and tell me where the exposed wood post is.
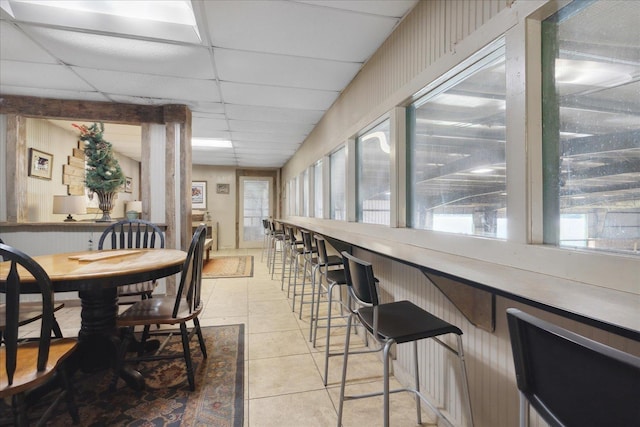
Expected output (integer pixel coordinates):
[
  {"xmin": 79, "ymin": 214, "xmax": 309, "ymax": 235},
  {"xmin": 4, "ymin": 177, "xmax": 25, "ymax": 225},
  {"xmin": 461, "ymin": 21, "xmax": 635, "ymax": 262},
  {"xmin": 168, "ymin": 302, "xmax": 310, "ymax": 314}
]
[{"xmin": 5, "ymin": 115, "xmax": 27, "ymax": 222}]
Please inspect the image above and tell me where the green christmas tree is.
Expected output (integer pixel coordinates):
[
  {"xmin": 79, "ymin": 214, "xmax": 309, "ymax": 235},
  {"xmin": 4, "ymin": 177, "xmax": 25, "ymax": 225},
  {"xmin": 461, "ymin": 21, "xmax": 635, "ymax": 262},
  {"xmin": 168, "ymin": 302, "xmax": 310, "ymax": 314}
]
[{"xmin": 73, "ymin": 122, "xmax": 125, "ymax": 193}]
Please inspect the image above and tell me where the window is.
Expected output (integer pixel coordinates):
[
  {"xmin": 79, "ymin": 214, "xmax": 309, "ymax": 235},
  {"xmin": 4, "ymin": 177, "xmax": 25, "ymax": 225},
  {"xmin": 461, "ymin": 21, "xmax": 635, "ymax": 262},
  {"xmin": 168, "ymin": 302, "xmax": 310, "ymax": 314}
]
[
  {"xmin": 314, "ymin": 159, "xmax": 323, "ymax": 218},
  {"xmin": 357, "ymin": 119, "xmax": 391, "ymax": 225},
  {"xmin": 542, "ymin": 1, "xmax": 640, "ymax": 255},
  {"xmin": 302, "ymin": 169, "xmax": 309, "ymax": 217},
  {"xmin": 330, "ymin": 147, "xmax": 346, "ymax": 220},
  {"xmin": 408, "ymin": 42, "xmax": 507, "ymax": 238}
]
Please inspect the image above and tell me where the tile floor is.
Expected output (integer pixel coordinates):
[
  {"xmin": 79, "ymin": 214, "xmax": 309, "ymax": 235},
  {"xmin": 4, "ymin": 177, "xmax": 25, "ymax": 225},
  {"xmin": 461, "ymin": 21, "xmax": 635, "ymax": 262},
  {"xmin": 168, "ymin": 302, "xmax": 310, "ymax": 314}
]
[{"xmin": 47, "ymin": 247, "xmax": 438, "ymax": 426}]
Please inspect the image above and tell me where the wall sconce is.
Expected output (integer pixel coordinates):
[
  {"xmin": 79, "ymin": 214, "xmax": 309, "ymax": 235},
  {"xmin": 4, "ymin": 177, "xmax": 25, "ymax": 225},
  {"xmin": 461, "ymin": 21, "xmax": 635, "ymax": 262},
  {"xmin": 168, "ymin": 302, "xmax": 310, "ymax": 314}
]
[
  {"xmin": 125, "ymin": 200, "xmax": 142, "ymax": 220},
  {"xmin": 53, "ymin": 195, "xmax": 86, "ymax": 222}
]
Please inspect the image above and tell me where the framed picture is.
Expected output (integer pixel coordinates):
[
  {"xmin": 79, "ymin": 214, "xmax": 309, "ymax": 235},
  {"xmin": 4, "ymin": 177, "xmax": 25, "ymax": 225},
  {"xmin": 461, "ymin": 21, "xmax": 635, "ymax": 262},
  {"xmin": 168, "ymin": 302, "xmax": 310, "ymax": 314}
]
[
  {"xmin": 216, "ymin": 183, "xmax": 230, "ymax": 194},
  {"xmin": 192, "ymin": 181, "xmax": 207, "ymax": 209},
  {"xmin": 124, "ymin": 176, "xmax": 132, "ymax": 193},
  {"xmin": 28, "ymin": 148, "xmax": 53, "ymax": 180}
]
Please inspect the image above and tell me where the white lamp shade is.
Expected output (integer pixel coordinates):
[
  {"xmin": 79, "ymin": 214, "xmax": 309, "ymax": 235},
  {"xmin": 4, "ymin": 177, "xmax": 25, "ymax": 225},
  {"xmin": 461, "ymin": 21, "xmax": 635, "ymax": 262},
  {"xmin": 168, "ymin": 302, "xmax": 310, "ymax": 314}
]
[
  {"xmin": 53, "ymin": 195, "xmax": 86, "ymax": 214},
  {"xmin": 126, "ymin": 201, "xmax": 142, "ymax": 213}
]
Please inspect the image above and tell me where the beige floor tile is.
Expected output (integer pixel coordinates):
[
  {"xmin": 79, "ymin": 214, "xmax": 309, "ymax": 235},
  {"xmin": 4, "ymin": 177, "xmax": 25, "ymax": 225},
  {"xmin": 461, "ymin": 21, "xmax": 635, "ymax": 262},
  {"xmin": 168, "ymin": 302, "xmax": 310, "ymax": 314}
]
[
  {"xmin": 248, "ymin": 353, "xmax": 324, "ymax": 399},
  {"xmin": 248, "ymin": 311, "xmax": 300, "ymax": 334},
  {"xmin": 249, "ymin": 390, "xmax": 337, "ymax": 427},
  {"xmin": 248, "ymin": 329, "xmax": 309, "ymax": 360}
]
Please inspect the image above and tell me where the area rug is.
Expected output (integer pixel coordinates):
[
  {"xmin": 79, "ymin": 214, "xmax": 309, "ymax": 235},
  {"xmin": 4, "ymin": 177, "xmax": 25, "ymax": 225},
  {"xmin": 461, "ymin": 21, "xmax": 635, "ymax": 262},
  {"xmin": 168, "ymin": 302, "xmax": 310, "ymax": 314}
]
[
  {"xmin": 203, "ymin": 256, "xmax": 254, "ymax": 278},
  {"xmin": 17, "ymin": 324, "xmax": 244, "ymax": 427}
]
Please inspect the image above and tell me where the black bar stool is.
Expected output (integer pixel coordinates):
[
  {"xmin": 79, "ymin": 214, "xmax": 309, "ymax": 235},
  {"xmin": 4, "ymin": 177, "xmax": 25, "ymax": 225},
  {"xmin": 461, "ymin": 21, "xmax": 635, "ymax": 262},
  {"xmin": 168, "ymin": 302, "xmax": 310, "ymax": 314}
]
[
  {"xmin": 291, "ymin": 229, "xmax": 317, "ymax": 315},
  {"xmin": 281, "ymin": 224, "xmax": 303, "ymax": 291},
  {"xmin": 337, "ymin": 251, "xmax": 474, "ymax": 427}
]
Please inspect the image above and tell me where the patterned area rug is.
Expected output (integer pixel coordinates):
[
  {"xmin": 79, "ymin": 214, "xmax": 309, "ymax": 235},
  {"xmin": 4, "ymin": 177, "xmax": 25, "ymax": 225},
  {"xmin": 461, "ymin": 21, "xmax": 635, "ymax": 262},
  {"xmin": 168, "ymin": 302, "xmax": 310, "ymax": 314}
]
[
  {"xmin": 203, "ymin": 256, "xmax": 254, "ymax": 278},
  {"xmin": 15, "ymin": 324, "xmax": 244, "ymax": 427}
]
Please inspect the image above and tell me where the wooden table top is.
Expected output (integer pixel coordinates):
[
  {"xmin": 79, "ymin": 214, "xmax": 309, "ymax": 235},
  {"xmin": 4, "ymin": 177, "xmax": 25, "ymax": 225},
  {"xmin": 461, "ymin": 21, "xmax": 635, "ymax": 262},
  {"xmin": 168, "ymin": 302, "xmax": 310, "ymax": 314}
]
[{"xmin": 1, "ymin": 248, "xmax": 186, "ymax": 293}]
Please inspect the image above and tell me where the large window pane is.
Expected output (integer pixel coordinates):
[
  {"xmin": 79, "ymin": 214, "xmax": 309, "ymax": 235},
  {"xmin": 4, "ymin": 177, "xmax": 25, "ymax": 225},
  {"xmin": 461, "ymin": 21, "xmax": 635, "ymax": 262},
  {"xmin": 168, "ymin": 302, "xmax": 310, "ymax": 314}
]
[
  {"xmin": 408, "ymin": 44, "xmax": 507, "ymax": 237},
  {"xmin": 330, "ymin": 147, "xmax": 346, "ymax": 220},
  {"xmin": 314, "ymin": 159, "xmax": 323, "ymax": 218},
  {"xmin": 542, "ymin": 1, "xmax": 640, "ymax": 255},
  {"xmin": 357, "ymin": 120, "xmax": 391, "ymax": 225},
  {"xmin": 302, "ymin": 169, "xmax": 309, "ymax": 217}
]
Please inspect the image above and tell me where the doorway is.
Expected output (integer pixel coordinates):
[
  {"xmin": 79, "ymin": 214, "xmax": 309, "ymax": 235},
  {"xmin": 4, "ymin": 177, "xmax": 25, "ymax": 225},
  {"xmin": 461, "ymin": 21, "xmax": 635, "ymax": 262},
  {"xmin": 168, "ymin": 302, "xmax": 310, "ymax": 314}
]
[{"xmin": 239, "ymin": 176, "xmax": 273, "ymax": 248}]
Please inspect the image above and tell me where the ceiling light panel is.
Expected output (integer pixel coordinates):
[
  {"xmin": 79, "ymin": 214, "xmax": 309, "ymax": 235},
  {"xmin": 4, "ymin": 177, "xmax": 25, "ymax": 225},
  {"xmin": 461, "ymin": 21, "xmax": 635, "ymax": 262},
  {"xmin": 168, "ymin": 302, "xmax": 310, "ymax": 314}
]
[
  {"xmin": 215, "ymin": 48, "xmax": 361, "ymax": 91},
  {"xmin": 72, "ymin": 68, "xmax": 221, "ymax": 102},
  {"xmin": 221, "ymin": 81, "xmax": 338, "ymax": 110},
  {"xmin": 20, "ymin": 25, "xmax": 214, "ymax": 79},
  {"xmin": 8, "ymin": 0, "xmax": 201, "ymax": 43},
  {"xmin": 203, "ymin": 0, "xmax": 397, "ymax": 62}
]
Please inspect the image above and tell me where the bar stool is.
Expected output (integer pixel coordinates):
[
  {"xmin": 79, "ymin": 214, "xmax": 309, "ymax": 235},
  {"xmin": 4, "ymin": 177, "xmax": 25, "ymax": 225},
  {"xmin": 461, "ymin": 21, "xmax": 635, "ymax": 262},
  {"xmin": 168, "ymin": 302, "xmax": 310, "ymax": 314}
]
[
  {"xmin": 280, "ymin": 224, "xmax": 303, "ymax": 291},
  {"xmin": 307, "ymin": 234, "xmax": 344, "ymax": 342},
  {"xmin": 337, "ymin": 251, "xmax": 474, "ymax": 427},
  {"xmin": 268, "ymin": 220, "xmax": 285, "ymax": 279},
  {"xmin": 291, "ymin": 229, "xmax": 317, "ymax": 316},
  {"xmin": 261, "ymin": 219, "xmax": 270, "ymax": 262}
]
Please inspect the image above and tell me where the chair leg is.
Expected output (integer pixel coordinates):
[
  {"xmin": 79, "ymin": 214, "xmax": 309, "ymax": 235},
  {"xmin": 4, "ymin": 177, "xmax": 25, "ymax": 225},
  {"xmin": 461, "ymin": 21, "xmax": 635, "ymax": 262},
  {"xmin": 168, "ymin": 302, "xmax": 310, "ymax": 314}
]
[
  {"xmin": 413, "ymin": 340, "xmax": 422, "ymax": 425},
  {"xmin": 52, "ymin": 317, "xmax": 63, "ymax": 338},
  {"xmin": 110, "ymin": 327, "xmax": 133, "ymax": 391},
  {"xmin": 457, "ymin": 335, "xmax": 474, "ymax": 427},
  {"xmin": 383, "ymin": 339, "xmax": 394, "ymax": 427},
  {"xmin": 194, "ymin": 317, "xmax": 208, "ymax": 358},
  {"xmin": 180, "ymin": 322, "xmax": 196, "ymax": 391},
  {"xmin": 13, "ymin": 393, "xmax": 28, "ymax": 427},
  {"xmin": 519, "ymin": 391, "xmax": 529, "ymax": 427},
  {"xmin": 60, "ymin": 364, "xmax": 80, "ymax": 424},
  {"xmin": 337, "ymin": 313, "xmax": 354, "ymax": 427}
]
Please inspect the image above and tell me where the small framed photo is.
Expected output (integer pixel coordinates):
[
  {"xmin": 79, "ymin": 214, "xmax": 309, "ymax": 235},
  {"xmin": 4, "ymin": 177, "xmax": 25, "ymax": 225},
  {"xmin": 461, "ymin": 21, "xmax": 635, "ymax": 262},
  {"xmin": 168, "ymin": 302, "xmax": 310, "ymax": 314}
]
[
  {"xmin": 28, "ymin": 148, "xmax": 53, "ymax": 180},
  {"xmin": 124, "ymin": 176, "xmax": 132, "ymax": 193},
  {"xmin": 216, "ymin": 183, "xmax": 230, "ymax": 194},
  {"xmin": 192, "ymin": 181, "xmax": 207, "ymax": 209}
]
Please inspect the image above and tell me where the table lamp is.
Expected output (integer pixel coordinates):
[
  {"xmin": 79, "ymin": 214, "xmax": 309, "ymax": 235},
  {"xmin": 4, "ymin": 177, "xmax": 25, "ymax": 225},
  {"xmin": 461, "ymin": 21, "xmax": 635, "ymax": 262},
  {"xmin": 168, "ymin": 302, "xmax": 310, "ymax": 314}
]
[
  {"xmin": 126, "ymin": 200, "xmax": 142, "ymax": 220},
  {"xmin": 53, "ymin": 195, "xmax": 86, "ymax": 221}
]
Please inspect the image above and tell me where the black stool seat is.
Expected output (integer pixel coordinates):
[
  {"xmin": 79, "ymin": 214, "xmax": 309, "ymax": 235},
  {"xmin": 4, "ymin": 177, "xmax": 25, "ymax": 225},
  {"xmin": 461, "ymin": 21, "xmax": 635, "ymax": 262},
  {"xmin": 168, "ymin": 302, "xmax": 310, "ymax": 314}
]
[
  {"xmin": 359, "ymin": 300, "xmax": 462, "ymax": 344},
  {"xmin": 325, "ymin": 269, "xmax": 347, "ymax": 284}
]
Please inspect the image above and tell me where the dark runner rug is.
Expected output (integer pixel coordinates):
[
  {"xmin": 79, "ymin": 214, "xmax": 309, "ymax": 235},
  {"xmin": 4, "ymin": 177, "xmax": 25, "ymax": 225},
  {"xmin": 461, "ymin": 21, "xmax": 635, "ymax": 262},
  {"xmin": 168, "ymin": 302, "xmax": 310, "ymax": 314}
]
[
  {"xmin": 203, "ymin": 256, "xmax": 254, "ymax": 279},
  {"xmin": 10, "ymin": 324, "xmax": 244, "ymax": 427}
]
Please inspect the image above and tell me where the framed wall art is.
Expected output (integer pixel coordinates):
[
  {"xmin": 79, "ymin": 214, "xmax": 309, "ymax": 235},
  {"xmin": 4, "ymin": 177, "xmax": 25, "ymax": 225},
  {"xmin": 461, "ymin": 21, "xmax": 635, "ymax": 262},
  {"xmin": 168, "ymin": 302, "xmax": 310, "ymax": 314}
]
[
  {"xmin": 28, "ymin": 148, "xmax": 53, "ymax": 180},
  {"xmin": 216, "ymin": 183, "xmax": 230, "ymax": 194},
  {"xmin": 124, "ymin": 176, "xmax": 132, "ymax": 193},
  {"xmin": 191, "ymin": 181, "xmax": 207, "ymax": 209}
]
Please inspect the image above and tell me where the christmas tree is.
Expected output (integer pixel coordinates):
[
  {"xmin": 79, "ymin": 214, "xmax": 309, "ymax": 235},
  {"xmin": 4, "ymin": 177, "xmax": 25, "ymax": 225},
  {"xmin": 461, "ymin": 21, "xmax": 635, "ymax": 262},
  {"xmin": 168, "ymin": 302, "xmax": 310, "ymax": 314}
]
[{"xmin": 73, "ymin": 122, "xmax": 125, "ymax": 193}]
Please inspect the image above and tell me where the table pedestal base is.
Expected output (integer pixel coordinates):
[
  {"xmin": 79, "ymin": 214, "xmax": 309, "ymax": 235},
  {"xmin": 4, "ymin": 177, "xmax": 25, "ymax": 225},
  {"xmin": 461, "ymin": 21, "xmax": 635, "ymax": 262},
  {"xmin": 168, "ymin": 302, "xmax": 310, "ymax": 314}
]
[{"xmin": 78, "ymin": 288, "xmax": 145, "ymax": 390}]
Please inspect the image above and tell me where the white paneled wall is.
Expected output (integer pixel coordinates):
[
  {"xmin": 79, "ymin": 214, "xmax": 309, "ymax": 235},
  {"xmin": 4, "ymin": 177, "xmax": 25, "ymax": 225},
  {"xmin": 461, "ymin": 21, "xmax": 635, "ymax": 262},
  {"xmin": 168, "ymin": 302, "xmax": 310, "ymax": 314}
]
[{"xmin": 355, "ymin": 248, "xmax": 640, "ymax": 427}]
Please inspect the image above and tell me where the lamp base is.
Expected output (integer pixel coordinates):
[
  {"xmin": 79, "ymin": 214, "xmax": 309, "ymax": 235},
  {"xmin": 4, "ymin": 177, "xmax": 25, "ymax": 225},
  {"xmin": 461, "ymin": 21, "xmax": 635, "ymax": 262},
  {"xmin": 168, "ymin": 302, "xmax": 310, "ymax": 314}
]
[{"xmin": 64, "ymin": 214, "xmax": 77, "ymax": 222}]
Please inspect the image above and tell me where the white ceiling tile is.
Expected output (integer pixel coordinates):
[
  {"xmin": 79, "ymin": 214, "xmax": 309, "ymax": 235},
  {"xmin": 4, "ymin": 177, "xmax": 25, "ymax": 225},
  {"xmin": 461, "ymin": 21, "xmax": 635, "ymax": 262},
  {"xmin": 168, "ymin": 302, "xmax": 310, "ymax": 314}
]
[
  {"xmin": 295, "ymin": 1, "xmax": 418, "ymax": 18},
  {"xmin": 192, "ymin": 118, "xmax": 229, "ymax": 134},
  {"xmin": 203, "ymin": 0, "xmax": 398, "ymax": 62},
  {"xmin": 228, "ymin": 119, "xmax": 313, "ymax": 135},
  {"xmin": 191, "ymin": 129, "xmax": 232, "ymax": 140},
  {"xmin": 189, "ymin": 102, "xmax": 226, "ymax": 115},
  {"xmin": 0, "ymin": 60, "xmax": 94, "ymax": 90},
  {"xmin": 221, "ymin": 81, "xmax": 337, "ymax": 110},
  {"xmin": 0, "ymin": 22, "xmax": 58, "ymax": 63},
  {"xmin": 0, "ymin": 85, "xmax": 109, "ymax": 101},
  {"xmin": 20, "ymin": 25, "xmax": 215, "ymax": 79},
  {"xmin": 72, "ymin": 67, "xmax": 221, "ymax": 102},
  {"xmin": 215, "ymin": 48, "xmax": 362, "ymax": 91},
  {"xmin": 231, "ymin": 132, "xmax": 304, "ymax": 144},
  {"xmin": 225, "ymin": 104, "xmax": 323, "ymax": 124}
]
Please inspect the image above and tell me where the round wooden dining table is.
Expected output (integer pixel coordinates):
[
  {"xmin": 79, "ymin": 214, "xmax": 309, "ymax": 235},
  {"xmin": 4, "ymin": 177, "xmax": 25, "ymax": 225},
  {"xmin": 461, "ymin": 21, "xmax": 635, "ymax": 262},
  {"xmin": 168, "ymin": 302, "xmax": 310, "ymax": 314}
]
[{"xmin": 1, "ymin": 248, "xmax": 187, "ymax": 389}]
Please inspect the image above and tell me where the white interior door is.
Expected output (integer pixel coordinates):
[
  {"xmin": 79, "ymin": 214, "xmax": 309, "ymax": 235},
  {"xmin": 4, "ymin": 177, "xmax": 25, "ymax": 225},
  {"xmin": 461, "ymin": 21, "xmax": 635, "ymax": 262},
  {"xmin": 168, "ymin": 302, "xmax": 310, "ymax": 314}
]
[{"xmin": 239, "ymin": 177, "xmax": 272, "ymax": 248}]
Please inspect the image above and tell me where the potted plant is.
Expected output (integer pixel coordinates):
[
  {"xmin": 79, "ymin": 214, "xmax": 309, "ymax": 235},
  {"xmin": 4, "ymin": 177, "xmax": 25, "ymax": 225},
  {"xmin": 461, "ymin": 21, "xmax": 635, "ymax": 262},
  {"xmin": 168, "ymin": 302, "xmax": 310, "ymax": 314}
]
[{"xmin": 73, "ymin": 122, "xmax": 125, "ymax": 222}]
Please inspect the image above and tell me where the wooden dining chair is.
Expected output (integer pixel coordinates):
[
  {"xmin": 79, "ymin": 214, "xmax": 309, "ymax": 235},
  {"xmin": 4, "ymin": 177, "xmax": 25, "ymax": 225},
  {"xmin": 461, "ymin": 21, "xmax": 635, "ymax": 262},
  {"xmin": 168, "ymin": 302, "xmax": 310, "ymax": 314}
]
[
  {"xmin": 98, "ymin": 219, "xmax": 165, "ymax": 303},
  {"xmin": 110, "ymin": 224, "xmax": 207, "ymax": 391},
  {"xmin": 0, "ymin": 242, "xmax": 79, "ymax": 426},
  {"xmin": 0, "ymin": 237, "xmax": 65, "ymax": 343}
]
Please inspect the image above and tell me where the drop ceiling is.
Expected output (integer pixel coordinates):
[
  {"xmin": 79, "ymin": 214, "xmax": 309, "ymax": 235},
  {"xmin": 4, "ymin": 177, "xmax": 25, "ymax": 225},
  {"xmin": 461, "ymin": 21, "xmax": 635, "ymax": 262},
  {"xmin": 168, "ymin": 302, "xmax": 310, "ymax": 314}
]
[{"xmin": 0, "ymin": 0, "xmax": 418, "ymax": 167}]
